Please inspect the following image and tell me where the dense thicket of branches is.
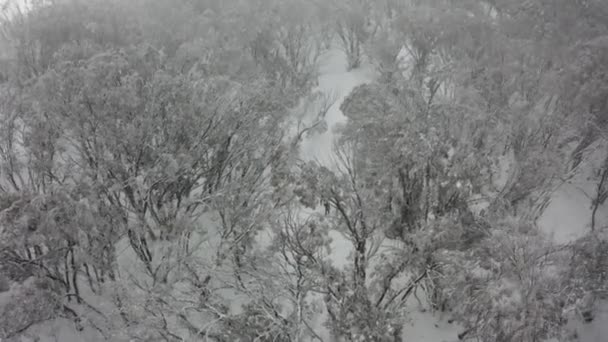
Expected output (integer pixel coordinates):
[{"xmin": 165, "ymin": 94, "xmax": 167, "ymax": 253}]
[{"xmin": 0, "ymin": 0, "xmax": 607, "ymax": 341}]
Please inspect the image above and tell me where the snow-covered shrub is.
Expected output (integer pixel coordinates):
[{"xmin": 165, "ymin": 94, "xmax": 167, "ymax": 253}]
[
  {"xmin": 220, "ymin": 301, "xmax": 293, "ymax": 342},
  {"xmin": 0, "ymin": 277, "xmax": 62, "ymax": 340},
  {"xmin": 242, "ymin": 0, "xmax": 321, "ymax": 100},
  {"xmin": 439, "ymin": 219, "xmax": 566, "ymax": 342},
  {"xmin": 331, "ymin": 0, "xmax": 374, "ymax": 70},
  {"xmin": 562, "ymin": 231, "xmax": 608, "ymax": 325},
  {"xmin": 324, "ymin": 288, "xmax": 402, "ymax": 342}
]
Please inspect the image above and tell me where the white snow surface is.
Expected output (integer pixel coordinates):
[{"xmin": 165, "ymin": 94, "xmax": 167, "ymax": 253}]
[
  {"xmin": 539, "ymin": 143, "xmax": 608, "ymax": 244},
  {"xmin": 299, "ymin": 48, "xmax": 374, "ymax": 166}
]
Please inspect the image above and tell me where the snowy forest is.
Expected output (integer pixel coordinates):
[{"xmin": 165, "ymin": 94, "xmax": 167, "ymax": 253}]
[{"xmin": 1, "ymin": 0, "xmax": 608, "ymax": 341}]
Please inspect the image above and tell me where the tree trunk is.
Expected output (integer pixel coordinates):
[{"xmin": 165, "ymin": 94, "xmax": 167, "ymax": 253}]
[
  {"xmin": 591, "ymin": 162, "xmax": 608, "ymax": 231},
  {"xmin": 64, "ymin": 248, "xmax": 72, "ymax": 300},
  {"xmin": 70, "ymin": 246, "xmax": 81, "ymax": 304}
]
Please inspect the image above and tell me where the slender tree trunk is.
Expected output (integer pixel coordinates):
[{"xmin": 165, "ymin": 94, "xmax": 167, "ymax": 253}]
[
  {"xmin": 70, "ymin": 246, "xmax": 81, "ymax": 303},
  {"xmin": 84, "ymin": 263, "xmax": 96, "ymax": 294},
  {"xmin": 64, "ymin": 248, "xmax": 72, "ymax": 300},
  {"xmin": 591, "ymin": 164, "xmax": 608, "ymax": 231},
  {"xmin": 94, "ymin": 265, "xmax": 103, "ymax": 284}
]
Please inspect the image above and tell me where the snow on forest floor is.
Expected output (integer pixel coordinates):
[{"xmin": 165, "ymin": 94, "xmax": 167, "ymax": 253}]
[
  {"xmin": 540, "ymin": 182, "xmax": 598, "ymax": 244},
  {"xmin": 299, "ymin": 48, "xmax": 374, "ymax": 166},
  {"xmin": 537, "ymin": 144, "xmax": 608, "ymax": 342},
  {"xmin": 297, "ymin": 47, "xmax": 463, "ymax": 342},
  {"xmin": 299, "ymin": 47, "xmax": 372, "ymax": 268},
  {"xmin": 538, "ymin": 144, "xmax": 608, "ymax": 244},
  {"xmin": 401, "ymin": 310, "xmax": 461, "ymax": 342}
]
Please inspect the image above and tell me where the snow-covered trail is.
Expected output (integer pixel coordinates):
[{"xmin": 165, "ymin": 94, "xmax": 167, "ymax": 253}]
[
  {"xmin": 299, "ymin": 49, "xmax": 374, "ymax": 166},
  {"xmin": 299, "ymin": 48, "xmax": 463, "ymax": 342},
  {"xmin": 298, "ymin": 48, "xmax": 374, "ymax": 270}
]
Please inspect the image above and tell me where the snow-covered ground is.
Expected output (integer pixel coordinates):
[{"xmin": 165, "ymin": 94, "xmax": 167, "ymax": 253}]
[
  {"xmin": 539, "ymin": 145, "xmax": 608, "ymax": 244},
  {"xmin": 299, "ymin": 48, "xmax": 374, "ymax": 166},
  {"xmin": 297, "ymin": 47, "xmax": 463, "ymax": 342},
  {"xmin": 537, "ymin": 145, "xmax": 608, "ymax": 342}
]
